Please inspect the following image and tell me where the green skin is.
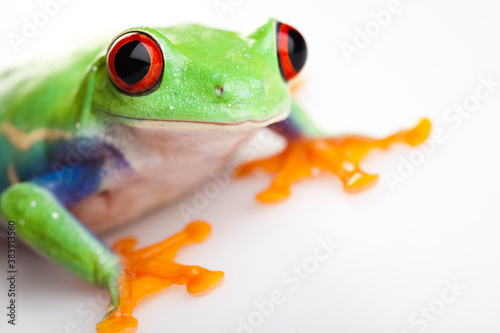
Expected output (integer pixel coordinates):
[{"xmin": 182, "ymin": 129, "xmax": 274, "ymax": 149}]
[{"xmin": 0, "ymin": 19, "xmax": 319, "ymax": 310}]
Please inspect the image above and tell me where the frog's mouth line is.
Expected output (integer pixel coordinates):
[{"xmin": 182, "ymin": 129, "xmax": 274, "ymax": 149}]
[{"xmin": 97, "ymin": 107, "xmax": 290, "ymax": 132}]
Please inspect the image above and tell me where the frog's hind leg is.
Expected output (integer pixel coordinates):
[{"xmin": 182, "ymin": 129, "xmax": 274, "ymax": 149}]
[{"xmin": 96, "ymin": 221, "xmax": 224, "ymax": 333}]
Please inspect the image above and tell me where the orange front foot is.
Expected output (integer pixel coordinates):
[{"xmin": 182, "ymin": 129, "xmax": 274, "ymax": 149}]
[
  {"xmin": 237, "ymin": 118, "xmax": 431, "ymax": 203},
  {"xmin": 96, "ymin": 221, "xmax": 224, "ymax": 333}
]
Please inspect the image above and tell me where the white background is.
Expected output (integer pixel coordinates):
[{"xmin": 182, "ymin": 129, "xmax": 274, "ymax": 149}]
[{"xmin": 1, "ymin": 0, "xmax": 500, "ymax": 332}]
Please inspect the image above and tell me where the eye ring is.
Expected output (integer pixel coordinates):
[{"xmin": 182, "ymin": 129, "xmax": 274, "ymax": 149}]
[
  {"xmin": 276, "ymin": 22, "xmax": 307, "ymax": 82},
  {"xmin": 107, "ymin": 31, "xmax": 164, "ymax": 96}
]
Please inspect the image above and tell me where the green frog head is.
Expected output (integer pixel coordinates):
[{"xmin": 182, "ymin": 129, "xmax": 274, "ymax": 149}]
[{"xmin": 91, "ymin": 19, "xmax": 307, "ymax": 130}]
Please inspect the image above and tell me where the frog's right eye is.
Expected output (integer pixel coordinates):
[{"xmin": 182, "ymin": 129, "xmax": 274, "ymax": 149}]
[{"xmin": 107, "ymin": 31, "xmax": 164, "ymax": 96}]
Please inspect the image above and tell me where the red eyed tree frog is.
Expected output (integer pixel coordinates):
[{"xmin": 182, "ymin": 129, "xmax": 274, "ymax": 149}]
[{"xmin": 0, "ymin": 19, "xmax": 430, "ymax": 332}]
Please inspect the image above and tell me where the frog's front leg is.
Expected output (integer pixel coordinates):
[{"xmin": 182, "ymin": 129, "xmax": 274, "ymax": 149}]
[
  {"xmin": 0, "ymin": 181, "xmax": 122, "ymax": 304},
  {"xmin": 97, "ymin": 221, "xmax": 224, "ymax": 332},
  {"xmin": 237, "ymin": 102, "xmax": 431, "ymax": 202},
  {"xmin": 0, "ymin": 174, "xmax": 223, "ymax": 332}
]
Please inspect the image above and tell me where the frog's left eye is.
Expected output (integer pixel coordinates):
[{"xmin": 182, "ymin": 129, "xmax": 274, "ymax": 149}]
[
  {"xmin": 276, "ymin": 22, "xmax": 307, "ymax": 82},
  {"xmin": 107, "ymin": 31, "xmax": 164, "ymax": 96}
]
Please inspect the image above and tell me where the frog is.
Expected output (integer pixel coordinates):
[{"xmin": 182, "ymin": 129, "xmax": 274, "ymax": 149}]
[{"xmin": 0, "ymin": 19, "xmax": 431, "ymax": 332}]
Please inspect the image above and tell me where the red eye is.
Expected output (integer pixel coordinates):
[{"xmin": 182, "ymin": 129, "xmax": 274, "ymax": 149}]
[
  {"xmin": 276, "ymin": 22, "xmax": 307, "ymax": 81},
  {"xmin": 107, "ymin": 31, "xmax": 164, "ymax": 96}
]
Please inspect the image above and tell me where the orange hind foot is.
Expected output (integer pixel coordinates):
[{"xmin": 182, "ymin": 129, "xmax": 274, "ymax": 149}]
[
  {"xmin": 96, "ymin": 221, "xmax": 224, "ymax": 333},
  {"xmin": 237, "ymin": 118, "xmax": 431, "ymax": 203}
]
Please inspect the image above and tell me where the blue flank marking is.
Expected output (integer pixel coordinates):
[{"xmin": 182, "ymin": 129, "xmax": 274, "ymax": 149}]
[
  {"xmin": 26, "ymin": 137, "xmax": 128, "ymax": 206},
  {"xmin": 269, "ymin": 117, "xmax": 302, "ymax": 139},
  {"xmin": 32, "ymin": 161, "xmax": 103, "ymax": 206}
]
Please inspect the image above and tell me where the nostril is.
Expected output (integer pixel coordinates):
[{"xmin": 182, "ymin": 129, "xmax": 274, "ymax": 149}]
[{"xmin": 215, "ymin": 85, "xmax": 224, "ymax": 96}]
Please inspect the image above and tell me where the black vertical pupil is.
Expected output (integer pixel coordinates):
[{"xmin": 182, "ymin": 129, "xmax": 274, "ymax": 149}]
[
  {"xmin": 114, "ymin": 40, "xmax": 151, "ymax": 86},
  {"xmin": 287, "ymin": 28, "xmax": 307, "ymax": 73}
]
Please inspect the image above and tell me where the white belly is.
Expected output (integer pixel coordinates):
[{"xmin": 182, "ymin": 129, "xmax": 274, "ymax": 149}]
[{"xmin": 69, "ymin": 124, "xmax": 256, "ymax": 233}]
